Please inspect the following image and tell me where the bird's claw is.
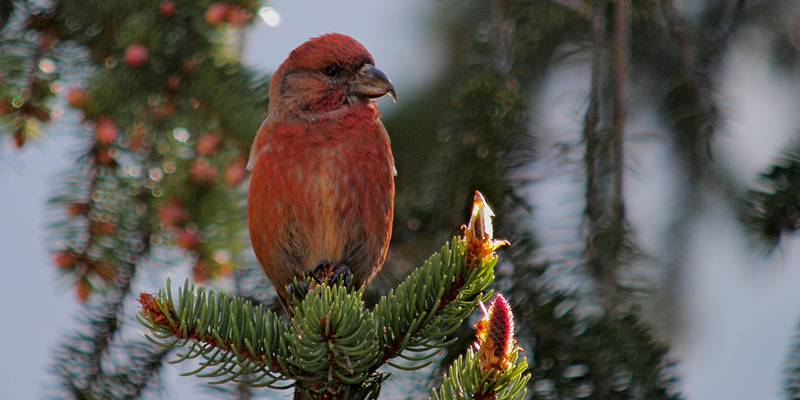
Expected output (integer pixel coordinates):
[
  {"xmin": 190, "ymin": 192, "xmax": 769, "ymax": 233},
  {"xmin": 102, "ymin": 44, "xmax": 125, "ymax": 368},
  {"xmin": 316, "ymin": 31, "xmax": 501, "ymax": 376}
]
[
  {"xmin": 287, "ymin": 261, "xmax": 353, "ymax": 307},
  {"xmin": 287, "ymin": 279, "xmax": 310, "ymax": 301},
  {"xmin": 309, "ymin": 260, "xmax": 352, "ymax": 288},
  {"xmin": 304, "ymin": 267, "xmax": 323, "ymax": 284},
  {"xmin": 328, "ymin": 263, "xmax": 352, "ymax": 288}
]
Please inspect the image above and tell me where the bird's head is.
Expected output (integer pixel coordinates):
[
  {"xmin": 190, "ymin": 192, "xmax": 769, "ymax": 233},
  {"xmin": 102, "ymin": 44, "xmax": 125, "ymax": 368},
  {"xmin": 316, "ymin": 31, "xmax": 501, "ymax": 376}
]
[{"xmin": 268, "ymin": 33, "xmax": 396, "ymax": 119}]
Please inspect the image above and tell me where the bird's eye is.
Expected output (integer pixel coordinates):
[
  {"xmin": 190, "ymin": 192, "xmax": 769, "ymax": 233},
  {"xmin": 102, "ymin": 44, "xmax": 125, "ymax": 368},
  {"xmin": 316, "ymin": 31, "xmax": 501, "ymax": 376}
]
[{"xmin": 324, "ymin": 65, "xmax": 339, "ymax": 77}]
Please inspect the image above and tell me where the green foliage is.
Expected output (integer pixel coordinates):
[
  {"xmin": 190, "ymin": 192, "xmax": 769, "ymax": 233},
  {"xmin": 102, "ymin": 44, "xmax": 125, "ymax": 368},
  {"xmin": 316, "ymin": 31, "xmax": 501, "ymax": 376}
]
[
  {"xmin": 431, "ymin": 350, "xmax": 528, "ymax": 400},
  {"xmin": 287, "ymin": 284, "xmax": 380, "ymax": 395},
  {"xmin": 0, "ymin": 0, "xmax": 270, "ymax": 398},
  {"xmin": 524, "ymin": 297, "xmax": 679, "ymax": 399},
  {"xmin": 139, "ymin": 237, "xmax": 509, "ymax": 399},
  {"xmin": 740, "ymin": 139, "xmax": 800, "ymax": 249},
  {"xmin": 410, "ymin": 2, "xmax": 695, "ymax": 399},
  {"xmin": 142, "ymin": 280, "xmax": 288, "ymax": 387},
  {"xmin": 374, "ymin": 238, "xmax": 494, "ymax": 369}
]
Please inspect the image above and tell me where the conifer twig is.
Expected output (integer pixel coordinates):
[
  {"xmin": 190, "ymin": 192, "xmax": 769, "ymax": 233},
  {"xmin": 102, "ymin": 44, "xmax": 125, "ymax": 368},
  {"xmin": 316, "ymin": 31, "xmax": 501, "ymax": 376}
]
[
  {"xmin": 138, "ymin": 292, "xmax": 286, "ymax": 373},
  {"xmin": 611, "ymin": 0, "xmax": 629, "ymax": 225},
  {"xmin": 711, "ymin": 0, "xmax": 746, "ymax": 51},
  {"xmin": 582, "ymin": 0, "xmax": 632, "ymax": 300},
  {"xmin": 661, "ymin": 0, "xmax": 714, "ymax": 144},
  {"xmin": 583, "ymin": 0, "xmax": 604, "ymax": 283}
]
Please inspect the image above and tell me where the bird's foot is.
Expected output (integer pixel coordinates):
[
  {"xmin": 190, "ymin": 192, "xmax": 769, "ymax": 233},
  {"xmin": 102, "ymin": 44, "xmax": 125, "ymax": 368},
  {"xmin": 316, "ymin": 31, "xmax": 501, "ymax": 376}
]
[
  {"xmin": 327, "ymin": 263, "xmax": 352, "ymax": 288},
  {"xmin": 309, "ymin": 260, "xmax": 352, "ymax": 288},
  {"xmin": 287, "ymin": 279, "xmax": 310, "ymax": 302},
  {"xmin": 286, "ymin": 261, "xmax": 353, "ymax": 308}
]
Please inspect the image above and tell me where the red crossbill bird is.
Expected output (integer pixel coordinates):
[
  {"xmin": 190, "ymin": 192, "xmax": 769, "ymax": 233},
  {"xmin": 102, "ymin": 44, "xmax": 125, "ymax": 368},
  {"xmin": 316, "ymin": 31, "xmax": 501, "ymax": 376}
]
[{"xmin": 247, "ymin": 33, "xmax": 396, "ymax": 309}]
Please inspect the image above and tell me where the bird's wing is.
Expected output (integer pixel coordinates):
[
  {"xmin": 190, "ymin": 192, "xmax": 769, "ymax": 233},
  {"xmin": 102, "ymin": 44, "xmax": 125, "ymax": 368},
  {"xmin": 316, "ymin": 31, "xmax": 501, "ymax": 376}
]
[
  {"xmin": 246, "ymin": 117, "xmax": 270, "ymax": 171},
  {"xmin": 376, "ymin": 118, "xmax": 397, "ymax": 176}
]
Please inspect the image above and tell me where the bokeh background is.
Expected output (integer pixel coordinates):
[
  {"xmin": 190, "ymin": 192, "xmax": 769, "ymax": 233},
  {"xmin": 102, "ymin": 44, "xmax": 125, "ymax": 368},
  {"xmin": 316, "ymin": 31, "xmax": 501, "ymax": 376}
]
[{"xmin": 2, "ymin": 0, "xmax": 800, "ymax": 399}]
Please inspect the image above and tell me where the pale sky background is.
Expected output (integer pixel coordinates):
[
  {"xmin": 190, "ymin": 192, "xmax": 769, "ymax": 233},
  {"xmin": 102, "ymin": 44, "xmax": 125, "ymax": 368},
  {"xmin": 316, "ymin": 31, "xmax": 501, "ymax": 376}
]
[{"xmin": 2, "ymin": 1, "xmax": 800, "ymax": 399}]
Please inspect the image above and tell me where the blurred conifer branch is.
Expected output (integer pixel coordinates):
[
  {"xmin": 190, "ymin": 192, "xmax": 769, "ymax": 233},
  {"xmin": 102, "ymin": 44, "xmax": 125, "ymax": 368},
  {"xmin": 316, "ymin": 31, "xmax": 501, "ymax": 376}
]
[
  {"xmin": 1, "ymin": 1, "xmax": 271, "ymax": 398},
  {"xmin": 582, "ymin": 0, "xmax": 637, "ymax": 302},
  {"xmin": 409, "ymin": 1, "xmax": 683, "ymax": 399},
  {"xmin": 740, "ymin": 140, "xmax": 800, "ymax": 249}
]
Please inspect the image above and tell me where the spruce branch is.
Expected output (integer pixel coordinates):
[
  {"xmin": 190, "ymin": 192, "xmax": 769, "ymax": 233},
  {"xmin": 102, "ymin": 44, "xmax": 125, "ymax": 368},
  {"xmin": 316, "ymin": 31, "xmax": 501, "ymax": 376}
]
[
  {"xmin": 137, "ymin": 235, "xmax": 497, "ymax": 395},
  {"xmin": 50, "ymin": 189, "xmax": 158, "ymax": 398},
  {"xmin": 739, "ymin": 139, "xmax": 800, "ymax": 249},
  {"xmin": 431, "ymin": 294, "xmax": 528, "ymax": 400},
  {"xmin": 26, "ymin": 2, "xmax": 269, "ymax": 396},
  {"xmin": 583, "ymin": 0, "xmax": 637, "ymax": 300},
  {"xmin": 710, "ymin": 0, "xmax": 747, "ymax": 51},
  {"xmin": 0, "ymin": 2, "xmax": 58, "ymax": 147},
  {"xmin": 582, "ymin": 0, "xmax": 605, "ymax": 287},
  {"xmin": 611, "ymin": 0, "xmax": 629, "ymax": 224},
  {"xmin": 48, "ymin": 140, "xmax": 124, "ymax": 300},
  {"xmin": 661, "ymin": 0, "xmax": 716, "ymax": 155},
  {"xmin": 373, "ymin": 237, "xmax": 490, "ymax": 369},
  {"xmin": 139, "ymin": 192, "xmax": 515, "ymax": 399},
  {"xmin": 286, "ymin": 282, "xmax": 382, "ymax": 397},
  {"xmin": 431, "ymin": 350, "xmax": 528, "ymax": 400},
  {"xmin": 138, "ymin": 281, "xmax": 291, "ymax": 387},
  {"xmin": 374, "ymin": 192, "xmax": 506, "ymax": 371}
]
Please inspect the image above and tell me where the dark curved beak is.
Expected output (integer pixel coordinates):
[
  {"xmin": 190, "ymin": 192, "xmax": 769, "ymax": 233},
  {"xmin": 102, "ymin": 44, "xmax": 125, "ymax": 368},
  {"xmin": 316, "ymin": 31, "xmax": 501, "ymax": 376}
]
[{"xmin": 351, "ymin": 63, "xmax": 396, "ymax": 102}]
